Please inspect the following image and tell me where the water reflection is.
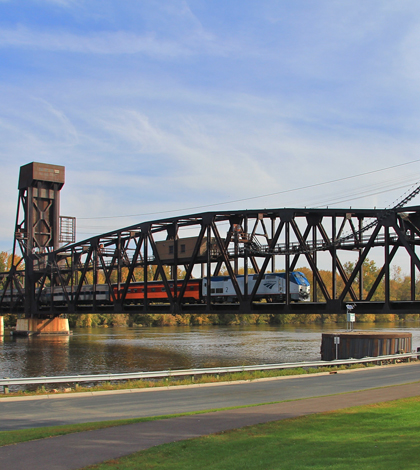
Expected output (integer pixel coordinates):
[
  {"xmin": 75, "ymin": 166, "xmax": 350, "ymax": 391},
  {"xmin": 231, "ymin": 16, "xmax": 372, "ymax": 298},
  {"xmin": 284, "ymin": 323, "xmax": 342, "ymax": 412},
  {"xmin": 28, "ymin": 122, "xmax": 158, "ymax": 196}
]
[{"xmin": 1, "ymin": 322, "xmax": 420, "ymax": 380}]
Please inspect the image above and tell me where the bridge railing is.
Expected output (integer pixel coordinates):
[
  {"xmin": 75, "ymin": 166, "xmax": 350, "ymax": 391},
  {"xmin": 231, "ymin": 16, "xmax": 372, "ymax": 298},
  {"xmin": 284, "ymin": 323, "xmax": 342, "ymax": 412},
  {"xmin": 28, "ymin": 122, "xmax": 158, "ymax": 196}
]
[
  {"xmin": 1, "ymin": 352, "xmax": 418, "ymax": 394},
  {"xmin": 240, "ymin": 232, "xmax": 404, "ymax": 256}
]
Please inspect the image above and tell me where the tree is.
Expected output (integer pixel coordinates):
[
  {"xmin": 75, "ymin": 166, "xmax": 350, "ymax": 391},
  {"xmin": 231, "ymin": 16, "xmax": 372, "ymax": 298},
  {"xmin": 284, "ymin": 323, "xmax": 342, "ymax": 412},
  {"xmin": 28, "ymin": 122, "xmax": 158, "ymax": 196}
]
[{"xmin": 0, "ymin": 251, "xmax": 7, "ymax": 272}]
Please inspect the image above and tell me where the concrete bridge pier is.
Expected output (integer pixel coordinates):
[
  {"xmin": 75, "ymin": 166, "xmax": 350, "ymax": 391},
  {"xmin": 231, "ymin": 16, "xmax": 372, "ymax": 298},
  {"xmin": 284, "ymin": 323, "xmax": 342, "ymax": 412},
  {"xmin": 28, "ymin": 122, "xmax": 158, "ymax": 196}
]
[{"xmin": 14, "ymin": 316, "xmax": 70, "ymax": 336}]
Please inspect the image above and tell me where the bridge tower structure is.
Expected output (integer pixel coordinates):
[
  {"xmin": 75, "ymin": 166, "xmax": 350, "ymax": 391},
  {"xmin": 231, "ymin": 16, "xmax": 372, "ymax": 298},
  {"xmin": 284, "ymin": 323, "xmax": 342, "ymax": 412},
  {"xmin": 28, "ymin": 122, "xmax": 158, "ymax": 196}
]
[{"xmin": 12, "ymin": 162, "xmax": 71, "ymax": 335}]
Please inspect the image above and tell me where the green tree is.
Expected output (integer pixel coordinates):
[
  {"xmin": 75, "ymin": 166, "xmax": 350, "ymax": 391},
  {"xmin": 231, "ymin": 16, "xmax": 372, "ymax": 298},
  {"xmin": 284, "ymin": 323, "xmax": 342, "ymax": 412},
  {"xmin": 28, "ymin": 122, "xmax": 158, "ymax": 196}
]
[{"xmin": 0, "ymin": 251, "xmax": 7, "ymax": 272}]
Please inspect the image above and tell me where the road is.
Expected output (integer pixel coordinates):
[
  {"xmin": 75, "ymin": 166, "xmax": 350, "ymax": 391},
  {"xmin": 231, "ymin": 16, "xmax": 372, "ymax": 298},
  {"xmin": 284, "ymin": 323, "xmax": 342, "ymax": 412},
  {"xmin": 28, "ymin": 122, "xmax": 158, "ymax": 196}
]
[{"xmin": 1, "ymin": 362, "xmax": 419, "ymax": 431}]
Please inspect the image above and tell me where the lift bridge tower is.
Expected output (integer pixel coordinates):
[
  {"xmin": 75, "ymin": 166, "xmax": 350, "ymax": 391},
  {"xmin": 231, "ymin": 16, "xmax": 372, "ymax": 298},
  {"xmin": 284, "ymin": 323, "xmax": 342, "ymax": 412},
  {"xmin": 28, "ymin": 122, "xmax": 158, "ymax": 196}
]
[{"xmin": 12, "ymin": 162, "xmax": 74, "ymax": 335}]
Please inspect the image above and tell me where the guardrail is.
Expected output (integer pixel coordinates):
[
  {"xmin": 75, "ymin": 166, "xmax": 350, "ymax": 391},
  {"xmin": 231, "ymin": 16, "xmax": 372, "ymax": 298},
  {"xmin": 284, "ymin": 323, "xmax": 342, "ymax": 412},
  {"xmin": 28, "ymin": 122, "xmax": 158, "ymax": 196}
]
[{"xmin": 1, "ymin": 352, "xmax": 418, "ymax": 394}]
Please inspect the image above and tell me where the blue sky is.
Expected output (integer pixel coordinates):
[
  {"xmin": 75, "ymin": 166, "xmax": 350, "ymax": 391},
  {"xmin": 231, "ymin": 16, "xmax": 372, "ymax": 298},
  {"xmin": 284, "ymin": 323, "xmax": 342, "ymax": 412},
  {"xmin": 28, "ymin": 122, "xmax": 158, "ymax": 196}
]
[{"xmin": 1, "ymin": 0, "xmax": 420, "ymax": 253}]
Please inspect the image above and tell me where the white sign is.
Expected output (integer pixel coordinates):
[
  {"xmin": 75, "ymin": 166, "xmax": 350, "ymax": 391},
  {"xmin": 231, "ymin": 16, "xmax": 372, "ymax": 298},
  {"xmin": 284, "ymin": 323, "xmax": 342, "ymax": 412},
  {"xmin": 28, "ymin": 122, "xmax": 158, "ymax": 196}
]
[
  {"xmin": 347, "ymin": 312, "xmax": 355, "ymax": 323},
  {"xmin": 334, "ymin": 336, "xmax": 340, "ymax": 344}
]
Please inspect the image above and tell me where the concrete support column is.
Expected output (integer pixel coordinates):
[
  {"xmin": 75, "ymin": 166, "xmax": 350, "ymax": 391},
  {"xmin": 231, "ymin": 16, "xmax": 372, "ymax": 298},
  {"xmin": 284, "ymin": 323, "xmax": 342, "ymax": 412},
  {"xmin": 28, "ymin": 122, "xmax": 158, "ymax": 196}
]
[
  {"xmin": 0, "ymin": 316, "xmax": 4, "ymax": 336},
  {"xmin": 13, "ymin": 317, "xmax": 70, "ymax": 336}
]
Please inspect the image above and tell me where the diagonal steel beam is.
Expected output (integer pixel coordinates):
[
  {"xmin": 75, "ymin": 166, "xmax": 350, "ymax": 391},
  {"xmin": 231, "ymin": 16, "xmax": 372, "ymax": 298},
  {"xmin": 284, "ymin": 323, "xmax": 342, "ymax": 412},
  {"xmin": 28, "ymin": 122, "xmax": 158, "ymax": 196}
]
[
  {"xmin": 391, "ymin": 221, "xmax": 420, "ymax": 272},
  {"xmin": 336, "ymin": 216, "xmax": 347, "ymax": 240},
  {"xmin": 290, "ymin": 225, "xmax": 311, "ymax": 271},
  {"xmin": 177, "ymin": 224, "xmax": 206, "ymax": 305},
  {"xmin": 339, "ymin": 222, "xmax": 383, "ymax": 301},
  {"xmin": 211, "ymin": 221, "xmax": 243, "ymax": 301},
  {"xmin": 317, "ymin": 223, "xmax": 357, "ymax": 300},
  {"xmin": 290, "ymin": 219, "xmax": 331, "ymax": 301},
  {"xmin": 365, "ymin": 242, "xmax": 399, "ymax": 301},
  {"xmin": 148, "ymin": 230, "xmax": 174, "ymax": 306},
  {"xmin": 213, "ymin": 226, "xmax": 233, "ymax": 277},
  {"xmin": 74, "ymin": 246, "xmax": 93, "ymax": 306},
  {"xmin": 119, "ymin": 234, "xmax": 144, "ymax": 303},
  {"xmin": 250, "ymin": 220, "xmax": 285, "ymax": 301}
]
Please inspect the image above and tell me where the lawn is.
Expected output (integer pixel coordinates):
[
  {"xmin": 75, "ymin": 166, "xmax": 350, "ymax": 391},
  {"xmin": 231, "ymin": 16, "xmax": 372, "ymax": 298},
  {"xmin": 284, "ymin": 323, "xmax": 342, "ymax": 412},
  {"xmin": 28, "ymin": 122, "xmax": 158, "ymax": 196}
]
[{"xmin": 82, "ymin": 396, "xmax": 420, "ymax": 470}]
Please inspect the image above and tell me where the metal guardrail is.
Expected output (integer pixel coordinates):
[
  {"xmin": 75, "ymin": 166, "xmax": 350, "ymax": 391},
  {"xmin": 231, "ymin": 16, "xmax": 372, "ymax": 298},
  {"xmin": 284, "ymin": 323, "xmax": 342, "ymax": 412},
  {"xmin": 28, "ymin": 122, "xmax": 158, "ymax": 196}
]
[{"xmin": 1, "ymin": 352, "xmax": 418, "ymax": 394}]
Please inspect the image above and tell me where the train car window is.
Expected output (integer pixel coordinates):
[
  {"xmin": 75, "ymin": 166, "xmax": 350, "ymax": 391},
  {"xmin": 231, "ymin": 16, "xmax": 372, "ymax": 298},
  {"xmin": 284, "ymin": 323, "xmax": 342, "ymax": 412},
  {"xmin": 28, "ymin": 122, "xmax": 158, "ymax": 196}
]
[
  {"xmin": 189, "ymin": 286, "xmax": 195, "ymax": 290},
  {"xmin": 211, "ymin": 289, "xmax": 215, "ymax": 294},
  {"xmin": 181, "ymin": 244, "xmax": 186, "ymax": 253},
  {"xmin": 169, "ymin": 246, "xmax": 174, "ymax": 254},
  {"xmin": 151, "ymin": 288, "xmax": 156, "ymax": 292},
  {"xmin": 161, "ymin": 288, "xmax": 166, "ymax": 292},
  {"xmin": 141, "ymin": 288, "xmax": 144, "ymax": 293},
  {"xmin": 216, "ymin": 288, "xmax": 223, "ymax": 294}
]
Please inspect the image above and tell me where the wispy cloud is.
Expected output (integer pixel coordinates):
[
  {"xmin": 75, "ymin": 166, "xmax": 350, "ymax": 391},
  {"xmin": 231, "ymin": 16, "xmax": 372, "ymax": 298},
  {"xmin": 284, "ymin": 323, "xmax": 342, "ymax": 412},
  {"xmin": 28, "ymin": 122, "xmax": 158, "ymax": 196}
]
[
  {"xmin": 36, "ymin": 0, "xmax": 79, "ymax": 6},
  {"xmin": 2, "ymin": 1, "xmax": 420, "ymax": 251},
  {"xmin": 0, "ymin": 26, "xmax": 193, "ymax": 56}
]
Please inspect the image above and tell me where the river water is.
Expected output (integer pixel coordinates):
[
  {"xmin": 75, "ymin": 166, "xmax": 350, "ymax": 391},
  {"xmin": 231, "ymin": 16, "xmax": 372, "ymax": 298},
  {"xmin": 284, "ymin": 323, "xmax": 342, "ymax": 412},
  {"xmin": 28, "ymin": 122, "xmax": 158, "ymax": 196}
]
[{"xmin": 1, "ymin": 322, "xmax": 420, "ymax": 380}]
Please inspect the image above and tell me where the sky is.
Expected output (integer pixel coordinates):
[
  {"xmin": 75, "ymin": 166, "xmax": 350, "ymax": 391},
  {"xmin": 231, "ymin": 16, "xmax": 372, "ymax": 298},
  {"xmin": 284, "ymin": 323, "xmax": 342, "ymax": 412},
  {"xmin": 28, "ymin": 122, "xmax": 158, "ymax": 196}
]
[{"xmin": 1, "ymin": 0, "xmax": 420, "ymax": 255}]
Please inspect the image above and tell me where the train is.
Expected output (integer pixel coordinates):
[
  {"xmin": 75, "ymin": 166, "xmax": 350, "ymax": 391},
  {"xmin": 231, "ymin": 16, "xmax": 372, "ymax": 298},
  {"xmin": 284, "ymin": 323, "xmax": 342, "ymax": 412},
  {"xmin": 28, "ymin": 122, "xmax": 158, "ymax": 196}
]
[
  {"xmin": 0, "ymin": 271, "xmax": 311, "ymax": 306},
  {"xmin": 202, "ymin": 272, "xmax": 310, "ymax": 303}
]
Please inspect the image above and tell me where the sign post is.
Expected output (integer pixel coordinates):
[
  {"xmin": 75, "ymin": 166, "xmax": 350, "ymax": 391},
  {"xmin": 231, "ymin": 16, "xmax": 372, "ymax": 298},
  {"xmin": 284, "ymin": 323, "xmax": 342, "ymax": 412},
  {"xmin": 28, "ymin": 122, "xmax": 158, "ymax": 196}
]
[
  {"xmin": 334, "ymin": 336, "xmax": 340, "ymax": 360},
  {"xmin": 346, "ymin": 304, "xmax": 356, "ymax": 331}
]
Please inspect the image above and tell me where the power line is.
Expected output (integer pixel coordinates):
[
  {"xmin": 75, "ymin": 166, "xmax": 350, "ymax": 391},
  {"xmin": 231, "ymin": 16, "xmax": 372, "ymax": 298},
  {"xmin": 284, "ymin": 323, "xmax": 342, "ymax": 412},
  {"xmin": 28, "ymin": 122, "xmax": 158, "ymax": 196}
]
[
  {"xmin": 309, "ymin": 176, "xmax": 420, "ymax": 209},
  {"xmin": 77, "ymin": 174, "xmax": 420, "ymax": 232},
  {"xmin": 77, "ymin": 159, "xmax": 420, "ymax": 221},
  {"xmin": 313, "ymin": 183, "xmax": 414, "ymax": 209}
]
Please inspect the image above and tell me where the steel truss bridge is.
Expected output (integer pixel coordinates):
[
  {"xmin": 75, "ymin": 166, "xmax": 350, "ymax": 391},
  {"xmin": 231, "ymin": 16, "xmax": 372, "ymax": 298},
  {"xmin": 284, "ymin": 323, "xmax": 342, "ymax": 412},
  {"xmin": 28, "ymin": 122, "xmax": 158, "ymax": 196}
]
[{"xmin": 2, "ymin": 202, "xmax": 420, "ymax": 316}]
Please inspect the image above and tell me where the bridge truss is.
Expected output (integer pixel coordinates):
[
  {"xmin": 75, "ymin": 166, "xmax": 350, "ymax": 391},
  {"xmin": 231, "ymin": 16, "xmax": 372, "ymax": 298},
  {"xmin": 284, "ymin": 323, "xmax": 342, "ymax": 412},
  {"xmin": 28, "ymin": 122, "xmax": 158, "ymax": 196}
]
[{"xmin": 2, "ymin": 204, "xmax": 420, "ymax": 315}]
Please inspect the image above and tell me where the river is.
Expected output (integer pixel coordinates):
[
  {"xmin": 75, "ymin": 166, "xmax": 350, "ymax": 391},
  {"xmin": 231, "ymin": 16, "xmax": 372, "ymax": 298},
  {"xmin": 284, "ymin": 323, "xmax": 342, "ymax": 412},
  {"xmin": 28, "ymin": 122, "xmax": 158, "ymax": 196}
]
[{"xmin": 1, "ymin": 322, "xmax": 420, "ymax": 381}]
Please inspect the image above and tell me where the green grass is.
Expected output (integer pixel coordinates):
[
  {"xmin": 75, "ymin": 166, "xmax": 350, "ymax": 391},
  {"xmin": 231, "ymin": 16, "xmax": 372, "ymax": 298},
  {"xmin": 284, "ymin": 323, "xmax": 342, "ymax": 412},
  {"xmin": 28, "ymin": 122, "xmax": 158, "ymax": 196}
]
[
  {"xmin": 81, "ymin": 396, "xmax": 420, "ymax": 470},
  {"xmin": 0, "ymin": 410, "xmax": 225, "ymax": 447},
  {"xmin": 0, "ymin": 417, "xmax": 167, "ymax": 447},
  {"xmin": 0, "ymin": 402, "xmax": 296, "ymax": 447}
]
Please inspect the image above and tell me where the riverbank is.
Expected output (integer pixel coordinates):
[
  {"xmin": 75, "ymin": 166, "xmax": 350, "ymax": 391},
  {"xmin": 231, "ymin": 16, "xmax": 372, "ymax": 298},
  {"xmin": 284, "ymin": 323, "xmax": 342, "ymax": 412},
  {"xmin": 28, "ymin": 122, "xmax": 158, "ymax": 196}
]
[{"xmin": 3, "ymin": 313, "xmax": 420, "ymax": 329}]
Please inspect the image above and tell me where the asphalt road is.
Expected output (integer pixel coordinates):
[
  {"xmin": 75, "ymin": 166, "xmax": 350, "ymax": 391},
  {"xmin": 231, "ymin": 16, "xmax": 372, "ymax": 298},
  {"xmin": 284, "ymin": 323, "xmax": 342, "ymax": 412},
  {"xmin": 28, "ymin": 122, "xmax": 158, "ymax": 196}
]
[{"xmin": 1, "ymin": 362, "xmax": 419, "ymax": 432}]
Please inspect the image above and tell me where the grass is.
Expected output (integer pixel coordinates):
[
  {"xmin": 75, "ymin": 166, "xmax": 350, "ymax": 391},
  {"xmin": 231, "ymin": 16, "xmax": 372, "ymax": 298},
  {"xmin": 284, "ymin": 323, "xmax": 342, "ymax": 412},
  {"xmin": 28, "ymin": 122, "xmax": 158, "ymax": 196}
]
[
  {"xmin": 0, "ymin": 401, "xmax": 298, "ymax": 447},
  {"xmin": 0, "ymin": 416, "xmax": 172, "ymax": 447},
  {"xmin": 81, "ymin": 396, "xmax": 420, "ymax": 470},
  {"xmin": 0, "ymin": 362, "xmax": 377, "ymax": 398}
]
